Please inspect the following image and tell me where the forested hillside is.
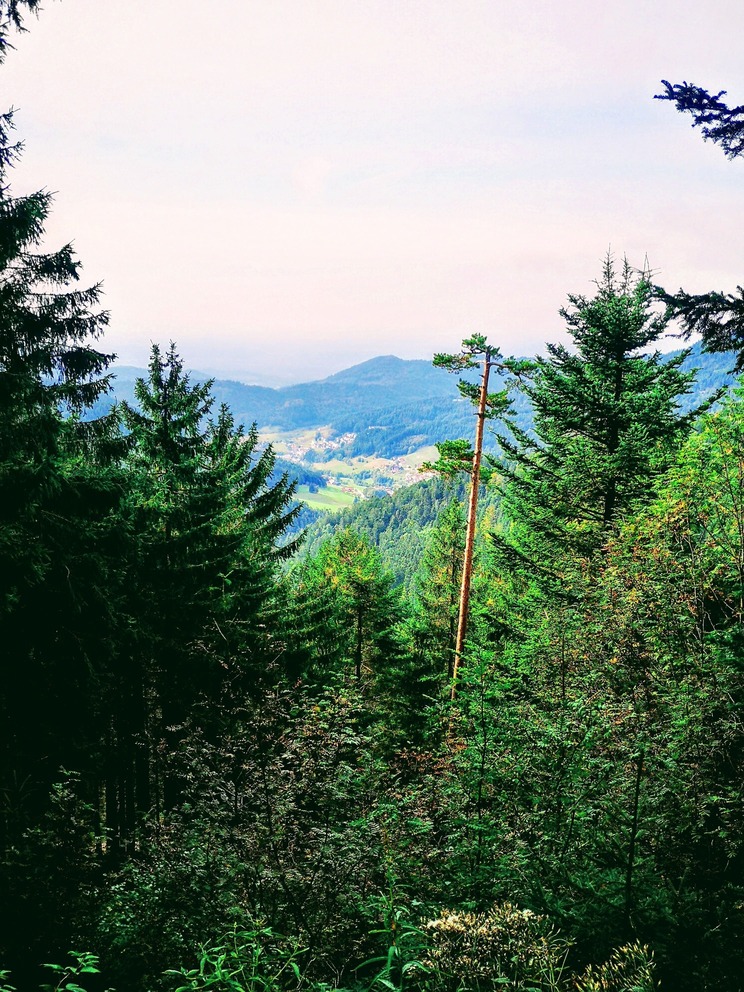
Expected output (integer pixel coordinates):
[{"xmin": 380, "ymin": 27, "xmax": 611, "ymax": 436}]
[
  {"xmin": 108, "ymin": 343, "xmax": 735, "ymax": 462},
  {"xmin": 3, "ymin": 6, "xmax": 744, "ymax": 992}
]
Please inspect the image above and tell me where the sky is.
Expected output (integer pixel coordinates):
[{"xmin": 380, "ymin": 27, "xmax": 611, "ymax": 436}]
[{"xmin": 4, "ymin": 0, "xmax": 744, "ymax": 384}]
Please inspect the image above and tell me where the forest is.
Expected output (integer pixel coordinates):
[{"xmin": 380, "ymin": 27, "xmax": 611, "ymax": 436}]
[{"xmin": 3, "ymin": 4, "xmax": 744, "ymax": 992}]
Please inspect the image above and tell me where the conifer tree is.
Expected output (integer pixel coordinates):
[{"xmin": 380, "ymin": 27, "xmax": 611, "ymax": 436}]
[
  {"xmin": 0, "ymin": 0, "xmax": 40, "ymax": 63},
  {"xmin": 0, "ymin": 96, "xmax": 122, "ymax": 972},
  {"xmin": 409, "ymin": 498, "xmax": 466, "ymax": 681},
  {"xmin": 495, "ymin": 257, "xmax": 704, "ymax": 580},
  {"xmin": 117, "ymin": 344, "xmax": 300, "ymax": 815},
  {"xmin": 0, "ymin": 104, "xmax": 116, "ymax": 827},
  {"xmin": 202, "ymin": 401, "xmax": 300, "ymax": 679},
  {"xmin": 655, "ymin": 81, "xmax": 744, "ymax": 369},
  {"xmin": 303, "ymin": 529, "xmax": 400, "ymax": 682},
  {"xmin": 424, "ymin": 335, "xmax": 510, "ymax": 699}
]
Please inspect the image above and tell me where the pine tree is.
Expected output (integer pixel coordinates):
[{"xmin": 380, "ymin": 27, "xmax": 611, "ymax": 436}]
[
  {"xmin": 495, "ymin": 256, "xmax": 704, "ymax": 580},
  {"xmin": 0, "ymin": 100, "xmax": 121, "ymax": 969},
  {"xmin": 117, "ymin": 344, "xmax": 301, "ymax": 817},
  {"xmin": 655, "ymin": 81, "xmax": 744, "ymax": 369},
  {"xmin": 424, "ymin": 334, "xmax": 511, "ymax": 699}
]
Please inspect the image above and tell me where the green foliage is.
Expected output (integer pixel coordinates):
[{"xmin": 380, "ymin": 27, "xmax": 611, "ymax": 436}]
[
  {"xmin": 421, "ymin": 439, "xmax": 476, "ymax": 479},
  {"xmin": 655, "ymin": 81, "xmax": 744, "ymax": 369},
  {"xmin": 0, "ymin": 93, "xmax": 122, "ymax": 978},
  {"xmin": 299, "ymin": 476, "xmax": 470, "ymax": 592},
  {"xmin": 493, "ymin": 255, "xmax": 704, "ymax": 592},
  {"xmin": 39, "ymin": 951, "xmax": 112, "ymax": 992},
  {"xmin": 6, "ymin": 9, "xmax": 744, "ymax": 992},
  {"xmin": 167, "ymin": 926, "xmax": 306, "ymax": 992},
  {"xmin": 406, "ymin": 499, "xmax": 466, "ymax": 684},
  {"xmin": 289, "ymin": 529, "xmax": 401, "ymax": 682},
  {"xmin": 572, "ymin": 943, "xmax": 655, "ymax": 992},
  {"xmin": 421, "ymin": 904, "xmax": 569, "ymax": 991},
  {"xmin": 358, "ymin": 891, "xmax": 428, "ymax": 992},
  {"xmin": 0, "ymin": 952, "xmax": 112, "ymax": 992}
]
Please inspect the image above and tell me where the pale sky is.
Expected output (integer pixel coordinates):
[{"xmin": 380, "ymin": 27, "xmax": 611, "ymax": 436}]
[{"xmin": 5, "ymin": 0, "xmax": 744, "ymax": 383}]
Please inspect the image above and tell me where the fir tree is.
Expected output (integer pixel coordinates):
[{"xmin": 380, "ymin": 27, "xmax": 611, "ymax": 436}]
[
  {"xmin": 117, "ymin": 344, "xmax": 301, "ymax": 815},
  {"xmin": 655, "ymin": 81, "xmax": 744, "ymax": 369},
  {"xmin": 0, "ymin": 0, "xmax": 40, "ymax": 63},
  {"xmin": 0, "ymin": 101, "xmax": 119, "ymax": 971},
  {"xmin": 494, "ymin": 256, "xmax": 705, "ymax": 585}
]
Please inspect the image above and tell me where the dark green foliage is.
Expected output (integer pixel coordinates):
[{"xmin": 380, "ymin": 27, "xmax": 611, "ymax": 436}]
[
  {"xmin": 108, "ymin": 344, "xmax": 300, "ymax": 822},
  {"xmin": 655, "ymin": 81, "xmax": 744, "ymax": 370},
  {"xmin": 0, "ymin": 0, "xmax": 40, "ymax": 63},
  {"xmin": 89, "ymin": 688, "xmax": 387, "ymax": 992},
  {"xmin": 495, "ymin": 257, "xmax": 704, "ymax": 574},
  {"xmin": 655, "ymin": 80, "xmax": 744, "ymax": 159},
  {"xmin": 0, "ymin": 101, "xmax": 117, "ymax": 976},
  {"xmin": 657, "ymin": 284, "xmax": 744, "ymax": 373},
  {"xmin": 10, "ymin": 10, "xmax": 744, "ymax": 992}
]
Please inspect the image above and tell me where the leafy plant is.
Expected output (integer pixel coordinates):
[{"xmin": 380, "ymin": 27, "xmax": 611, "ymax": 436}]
[
  {"xmin": 40, "ymin": 951, "xmax": 113, "ymax": 992},
  {"xmin": 572, "ymin": 942, "xmax": 656, "ymax": 992},
  {"xmin": 167, "ymin": 925, "xmax": 306, "ymax": 992},
  {"xmin": 421, "ymin": 904, "xmax": 570, "ymax": 992},
  {"xmin": 357, "ymin": 891, "xmax": 429, "ymax": 992},
  {"xmin": 0, "ymin": 952, "xmax": 113, "ymax": 992}
]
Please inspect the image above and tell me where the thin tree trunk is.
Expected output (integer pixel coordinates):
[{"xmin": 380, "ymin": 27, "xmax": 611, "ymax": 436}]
[
  {"xmin": 451, "ymin": 354, "xmax": 491, "ymax": 702},
  {"xmin": 624, "ymin": 748, "xmax": 644, "ymax": 935}
]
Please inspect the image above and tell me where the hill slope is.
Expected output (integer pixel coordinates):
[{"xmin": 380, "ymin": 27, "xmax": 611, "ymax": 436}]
[{"xmin": 107, "ymin": 342, "xmax": 735, "ymax": 461}]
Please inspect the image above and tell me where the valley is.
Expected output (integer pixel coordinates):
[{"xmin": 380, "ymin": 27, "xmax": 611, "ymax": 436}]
[
  {"xmin": 108, "ymin": 342, "xmax": 735, "ymax": 516},
  {"xmin": 263, "ymin": 424, "xmax": 438, "ymax": 505}
]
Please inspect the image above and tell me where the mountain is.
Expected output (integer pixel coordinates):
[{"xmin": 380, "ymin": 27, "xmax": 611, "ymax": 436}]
[{"xmin": 106, "ymin": 343, "xmax": 738, "ymax": 460}]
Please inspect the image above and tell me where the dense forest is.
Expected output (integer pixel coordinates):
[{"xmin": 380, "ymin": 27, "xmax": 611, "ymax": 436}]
[{"xmin": 3, "ymin": 5, "xmax": 744, "ymax": 992}]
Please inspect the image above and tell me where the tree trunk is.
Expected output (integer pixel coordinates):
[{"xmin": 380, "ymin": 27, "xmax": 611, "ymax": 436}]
[{"xmin": 451, "ymin": 354, "xmax": 491, "ymax": 702}]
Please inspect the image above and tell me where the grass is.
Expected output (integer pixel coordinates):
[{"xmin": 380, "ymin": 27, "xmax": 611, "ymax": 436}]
[{"xmin": 297, "ymin": 484, "xmax": 358, "ymax": 511}]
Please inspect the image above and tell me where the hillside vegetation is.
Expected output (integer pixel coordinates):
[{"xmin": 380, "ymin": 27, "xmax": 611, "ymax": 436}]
[{"xmin": 4, "ymin": 9, "xmax": 744, "ymax": 992}]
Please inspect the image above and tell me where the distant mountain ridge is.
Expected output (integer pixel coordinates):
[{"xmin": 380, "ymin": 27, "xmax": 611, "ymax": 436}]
[{"xmin": 107, "ymin": 343, "xmax": 738, "ymax": 461}]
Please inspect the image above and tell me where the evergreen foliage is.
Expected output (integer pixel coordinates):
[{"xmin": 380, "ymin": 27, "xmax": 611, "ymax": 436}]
[
  {"xmin": 0, "ymin": 0, "xmax": 40, "ymax": 62},
  {"xmin": 5, "ymin": 16, "xmax": 744, "ymax": 990},
  {"xmin": 655, "ymin": 81, "xmax": 744, "ymax": 369},
  {"xmin": 494, "ymin": 256, "xmax": 705, "ymax": 577}
]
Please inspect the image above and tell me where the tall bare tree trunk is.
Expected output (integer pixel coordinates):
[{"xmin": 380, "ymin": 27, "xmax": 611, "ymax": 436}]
[{"xmin": 451, "ymin": 355, "xmax": 491, "ymax": 702}]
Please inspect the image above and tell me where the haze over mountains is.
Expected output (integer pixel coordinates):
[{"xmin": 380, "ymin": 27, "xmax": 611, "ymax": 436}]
[{"xmin": 110, "ymin": 342, "xmax": 736, "ymax": 463}]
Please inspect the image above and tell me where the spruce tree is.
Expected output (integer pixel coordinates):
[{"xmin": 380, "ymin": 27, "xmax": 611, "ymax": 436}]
[
  {"xmin": 0, "ymin": 107, "xmax": 114, "ymax": 753},
  {"xmin": 495, "ymin": 257, "xmax": 704, "ymax": 581},
  {"xmin": 655, "ymin": 81, "xmax": 744, "ymax": 369},
  {"xmin": 0, "ymin": 101, "xmax": 120, "ymax": 969},
  {"xmin": 118, "ymin": 344, "xmax": 300, "ymax": 815}
]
